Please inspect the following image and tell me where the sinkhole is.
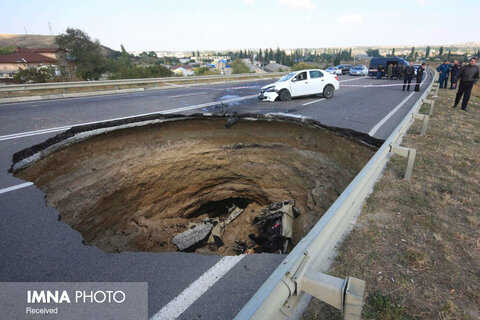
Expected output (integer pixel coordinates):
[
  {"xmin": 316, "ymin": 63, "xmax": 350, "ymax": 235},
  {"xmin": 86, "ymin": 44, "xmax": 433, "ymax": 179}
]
[{"xmin": 11, "ymin": 114, "xmax": 381, "ymax": 255}]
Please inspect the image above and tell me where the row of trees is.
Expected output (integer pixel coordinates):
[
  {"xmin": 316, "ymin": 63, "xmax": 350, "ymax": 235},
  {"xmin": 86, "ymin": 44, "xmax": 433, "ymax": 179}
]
[
  {"xmin": 232, "ymin": 47, "xmax": 352, "ymax": 66},
  {"xmin": 377, "ymin": 46, "xmax": 480, "ymax": 61}
]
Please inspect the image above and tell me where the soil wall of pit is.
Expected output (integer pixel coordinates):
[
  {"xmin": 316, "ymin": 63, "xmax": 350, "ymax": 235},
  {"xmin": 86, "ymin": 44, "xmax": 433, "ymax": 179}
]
[{"xmin": 14, "ymin": 118, "xmax": 376, "ymax": 255}]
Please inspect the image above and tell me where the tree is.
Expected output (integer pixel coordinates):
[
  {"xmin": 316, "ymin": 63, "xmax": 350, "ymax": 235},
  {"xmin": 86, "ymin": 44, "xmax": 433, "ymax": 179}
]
[
  {"xmin": 439, "ymin": 46, "xmax": 444, "ymax": 57},
  {"xmin": 275, "ymin": 47, "xmax": 281, "ymax": 63},
  {"xmin": 366, "ymin": 48, "xmax": 382, "ymax": 57},
  {"xmin": 55, "ymin": 28, "xmax": 105, "ymax": 80},
  {"xmin": 230, "ymin": 59, "xmax": 250, "ymax": 74},
  {"xmin": 258, "ymin": 48, "xmax": 263, "ymax": 63},
  {"xmin": 409, "ymin": 47, "xmax": 415, "ymax": 59},
  {"xmin": 425, "ymin": 46, "xmax": 430, "ymax": 58},
  {"xmin": 391, "ymin": 48, "xmax": 396, "ymax": 57},
  {"xmin": 333, "ymin": 55, "xmax": 341, "ymax": 66}
]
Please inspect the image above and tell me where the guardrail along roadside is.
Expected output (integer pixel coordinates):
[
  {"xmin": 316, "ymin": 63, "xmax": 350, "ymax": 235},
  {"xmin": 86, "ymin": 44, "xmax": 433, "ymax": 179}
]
[{"xmin": 0, "ymin": 72, "xmax": 285, "ymax": 104}]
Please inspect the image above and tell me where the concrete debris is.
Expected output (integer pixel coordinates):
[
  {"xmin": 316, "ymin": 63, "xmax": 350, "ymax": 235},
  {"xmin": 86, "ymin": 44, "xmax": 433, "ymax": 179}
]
[
  {"xmin": 172, "ymin": 222, "xmax": 213, "ymax": 251},
  {"xmin": 208, "ymin": 205, "xmax": 244, "ymax": 246}
]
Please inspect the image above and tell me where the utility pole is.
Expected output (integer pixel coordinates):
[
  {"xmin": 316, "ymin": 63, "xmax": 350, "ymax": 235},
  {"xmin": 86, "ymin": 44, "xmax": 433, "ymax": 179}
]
[{"xmin": 48, "ymin": 21, "xmax": 53, "ymax": 35}]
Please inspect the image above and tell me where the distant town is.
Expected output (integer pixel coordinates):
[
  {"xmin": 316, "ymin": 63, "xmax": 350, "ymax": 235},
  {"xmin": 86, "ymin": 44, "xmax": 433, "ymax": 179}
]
[{"xmin": 1, "ymin": 32, "xmax": 479, "ymax": 83}]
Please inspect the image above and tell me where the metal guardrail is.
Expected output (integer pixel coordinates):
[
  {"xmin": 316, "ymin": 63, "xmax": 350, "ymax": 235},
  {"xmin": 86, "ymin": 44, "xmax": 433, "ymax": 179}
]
[
  {"xmin": 234, "ymin": 68, "xmax": 437, "ymax": 320},
  {"xmin": 0, "ymin": 72, "xmax": 285, "ymax": 93}
]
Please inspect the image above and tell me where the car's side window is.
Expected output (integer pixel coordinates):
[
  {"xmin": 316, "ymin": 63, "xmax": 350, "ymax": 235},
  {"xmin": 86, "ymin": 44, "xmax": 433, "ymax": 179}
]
[
  {"xmin": 294, "ymin": 72, "xmax": 307, "ymax": 81},
  {"xmin": 309, "ymin": 70, "xmax": 323, "ymax": 79}
]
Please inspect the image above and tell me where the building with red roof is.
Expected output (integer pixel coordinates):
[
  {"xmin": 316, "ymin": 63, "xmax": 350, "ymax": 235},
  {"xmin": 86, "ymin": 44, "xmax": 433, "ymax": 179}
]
[{"xmin": 0, "ymin": 47, "xmax": 73, "ymax": 82}]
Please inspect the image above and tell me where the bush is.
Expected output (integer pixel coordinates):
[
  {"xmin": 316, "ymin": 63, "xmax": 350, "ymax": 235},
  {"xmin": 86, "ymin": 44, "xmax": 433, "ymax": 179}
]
[
  {"xmin": 291, "ymin": 62, "xmax": 316, "ymax": 71},
  {"xmin": 13, "ymin": 66, "xmax": 58, "ymax": 83},
  {"xmin": 108, "ymin": 64, "xmax": 172, "ymax": 79},
  {"xmin": 194, "ymin": 66, "xmax": 220, "ymax": 76}
]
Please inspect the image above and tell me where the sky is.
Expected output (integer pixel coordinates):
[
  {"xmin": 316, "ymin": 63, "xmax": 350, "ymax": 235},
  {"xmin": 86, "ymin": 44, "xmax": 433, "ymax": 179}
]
[{"xmin": 2, "ymin": 0, "xmax": 479, "ymax": 51}]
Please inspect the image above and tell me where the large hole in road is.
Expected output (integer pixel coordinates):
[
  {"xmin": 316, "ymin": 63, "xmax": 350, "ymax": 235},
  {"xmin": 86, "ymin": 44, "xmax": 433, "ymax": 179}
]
[{"xmin": 12, "ymin": 114, "xmax": 380, "ymax": 255}]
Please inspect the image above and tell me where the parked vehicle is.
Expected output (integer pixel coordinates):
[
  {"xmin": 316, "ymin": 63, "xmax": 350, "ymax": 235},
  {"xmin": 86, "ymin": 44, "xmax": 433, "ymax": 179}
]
[
  {"xmin": 258, "ymin": 69, "xmax": 340, "ymax": 102},
  {"xmin": 336, "ymin": 64, "xmax": 353, "ymax": 74},
  {"xmin": 349, "ymin": 65, "xmax": 368, "ymax": 76},
  {"xmin": 368, "ymin": 57, "xmax": 409, "ymax": 78},
  {"xmin": 325, "ymin": 66, "xmax": 342, "ymax": 75},
  {"xmin": 413, "ymin": 64, "xmax": 422, "ymax": 76}
]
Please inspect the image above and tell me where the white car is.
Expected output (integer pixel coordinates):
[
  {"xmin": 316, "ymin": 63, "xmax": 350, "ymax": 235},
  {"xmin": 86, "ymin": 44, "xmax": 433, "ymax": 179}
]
[
  {"xmin": 258, "ymin": 69, "xmax": 340, "ymax": 102},
  {"xmin": 325, "ymin": 66, "xmax": 342, "ymax": 75},
  {"xmin": 349, "ymin": 65, "xmax": 368, "ymax": 76}
]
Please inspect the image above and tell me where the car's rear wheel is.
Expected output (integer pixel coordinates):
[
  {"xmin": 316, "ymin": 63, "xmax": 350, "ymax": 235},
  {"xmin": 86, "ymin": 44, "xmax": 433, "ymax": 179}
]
[
  {"xmin": 279, "ymin": 89, "xmax": 291, "ymax": 101},
  {"xmin": 323, "ymin": 85, "xmax": 334, "ymax": 99}
]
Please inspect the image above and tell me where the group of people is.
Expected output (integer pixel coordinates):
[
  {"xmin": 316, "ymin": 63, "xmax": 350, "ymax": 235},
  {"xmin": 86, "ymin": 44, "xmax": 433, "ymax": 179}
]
[
  {"xmin": 437, "ymin": 57, "xmax": 479, "ymax": 110},
  {"xmin": 402, "ymin": 62, "xmax": 425, "ymax": 92},
  {"xmin": 375, "ymin": 57, "xmax": 478, "ymax": 111},
  {"xmin": 375, "ymin": 62, "xmax": 426, "ymax": 92},
  {"xmin": 437, "ymin": 59, "xmax": 463, "ymax": 89},
  {"xmin": 376, "ymin": 64, "xmax": 409, "ymax": 80}
]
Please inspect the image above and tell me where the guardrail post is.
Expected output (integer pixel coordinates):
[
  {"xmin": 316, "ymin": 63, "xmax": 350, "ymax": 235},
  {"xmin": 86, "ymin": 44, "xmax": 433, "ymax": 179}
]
[
  {"xmin": 298, "ymin": 270, "xmax": 365, "ymax": 320},
  {"xmin": 412, "ymin": 113, "xmax": 429, "ymax": 135},
  {"xmin": 423, "ymin": 99, "xmax": 435, "ymax": 115},
  {"xmin": 390, "ymin": 144, "xmax": 417, "ymax": 180}
]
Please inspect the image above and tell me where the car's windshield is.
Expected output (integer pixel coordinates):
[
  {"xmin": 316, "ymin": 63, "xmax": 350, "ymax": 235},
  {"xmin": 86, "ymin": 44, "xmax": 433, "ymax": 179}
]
[
  {"xmin": 353, "ymin": 66, "xmax": 362, "ymax": 70},
  {"xmin": 278, "ymin": 73, "xmax": 296, "ymax": 82}
]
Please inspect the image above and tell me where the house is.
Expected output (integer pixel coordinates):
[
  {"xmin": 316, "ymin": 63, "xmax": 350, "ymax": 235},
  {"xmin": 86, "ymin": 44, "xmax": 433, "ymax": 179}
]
[
  {"xmin": 0, "ymin": 47, "xmax": 73, "ymax": 82},
  {"xmin": 210, "ymin": 59, "xmax": 227, "ymax": 71},
  {"xmin": 171, "ymin": 65, "xmax": 194, "ymax": 76}
]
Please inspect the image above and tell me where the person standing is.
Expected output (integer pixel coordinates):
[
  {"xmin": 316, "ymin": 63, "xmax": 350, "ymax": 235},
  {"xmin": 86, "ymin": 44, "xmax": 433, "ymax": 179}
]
[
  {"xmin": 403, "ymin": 62, "xmax": 415, "ymax": 91},
  {"xmin": 437, "ymin": 60, "xmax": 451, "ymax": 88},
  {"xmin": 397, "ymin": 64, "xmax": 404, "ymax": 80},
  {"xmin": 453, "ymin": 57, "xmax": 479, "ymax": 111},
  {"xmin": 387, "ymin": 64, "xmax": 393, "ymax": 79},
  {"xmin": 414, "ymin": 63, "xmax": 426, "ymax": 92},
  {"xmin": 377, "ymin": 64, "xmax": 384, "ymax": 79},
  {"xmin": 450, "ymin": 60, "xmax": 462, "ymax": 89}
]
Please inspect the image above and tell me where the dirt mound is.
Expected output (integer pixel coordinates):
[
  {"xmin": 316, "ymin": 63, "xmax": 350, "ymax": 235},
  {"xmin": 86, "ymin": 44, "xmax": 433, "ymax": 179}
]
[{"xmin": 13, "ymin": 117, "xmax": 376, "ymax": 255}]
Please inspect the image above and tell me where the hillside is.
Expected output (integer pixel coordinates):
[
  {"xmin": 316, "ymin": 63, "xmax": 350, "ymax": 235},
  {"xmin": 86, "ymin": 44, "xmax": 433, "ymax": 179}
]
[{"xmin": 0, "ymin": 34, "xmax": 116, "ymax": 56}]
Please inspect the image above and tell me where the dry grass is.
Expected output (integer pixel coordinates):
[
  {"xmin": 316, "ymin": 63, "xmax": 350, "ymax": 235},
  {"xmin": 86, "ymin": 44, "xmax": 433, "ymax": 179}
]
[{"xmin": 303, "ymin": 86, "xmax": 480, "ymax": 319}]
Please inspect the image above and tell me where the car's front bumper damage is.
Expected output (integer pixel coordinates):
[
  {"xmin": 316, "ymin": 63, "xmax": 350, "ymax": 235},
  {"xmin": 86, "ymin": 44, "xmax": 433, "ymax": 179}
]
[{"xmin": 258, "ymin": 91, "xmax": 278, "ymax": 102}]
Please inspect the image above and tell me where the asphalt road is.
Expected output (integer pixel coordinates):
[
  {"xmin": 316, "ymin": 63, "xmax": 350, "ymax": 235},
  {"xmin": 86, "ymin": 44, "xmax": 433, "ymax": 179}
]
[{"xmin": 0, "ymin": 72, "xmax": 432, "ymax": 319}]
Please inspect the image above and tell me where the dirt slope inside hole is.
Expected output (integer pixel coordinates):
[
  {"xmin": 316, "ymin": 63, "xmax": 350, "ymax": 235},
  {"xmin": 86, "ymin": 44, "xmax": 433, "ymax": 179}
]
[{"xmin": 14, "ymin": 118, "xmax": 376, "ymax": 255}]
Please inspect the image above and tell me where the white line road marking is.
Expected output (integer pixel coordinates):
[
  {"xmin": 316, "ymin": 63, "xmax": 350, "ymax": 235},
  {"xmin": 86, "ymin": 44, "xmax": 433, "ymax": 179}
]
[
  {"xmin": 0, "ymin": 182, "xmax": 33, "ymax": 194},
  {"xmin": 302, "ymin": 98, "xmax": 325, "ymax": 106},
  {"xmin": 0, "ymin": 94, "xmax": 257, "ymax": 141},
  {"xmin": 368, "ymin": 92, "xmax": 414, "ymax": 137},
  {"xmin": 368, "ymin": 70, "xmax": 429, "ymax": 137},
  {"xmin": 339, "ymin": 76, "xmax": 369, "ymax": 82},
  {"xmin": 167, "ymin": 92, "xmax": 207, "ymax": 98},
  {"xmin": 151, "ymin": 255, "xmax": 245, "ymax": 320}
]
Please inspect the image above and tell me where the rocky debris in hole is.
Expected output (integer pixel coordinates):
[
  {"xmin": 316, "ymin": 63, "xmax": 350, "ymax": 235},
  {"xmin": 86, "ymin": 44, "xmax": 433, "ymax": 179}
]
[
  {"xmin": 248, "ymin": 200, "xmax": 300, "ymax": 254},
  {"xmin": 172, "ymin": 222, "xmax": 213, "ymax": 251},
  {"xmin": 171, "ymin": 200, "xmax": 300, "ymax": 255},
  {"xmin": 207, "ymin": 205, "xmax": 244, "ymax": 246}
]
